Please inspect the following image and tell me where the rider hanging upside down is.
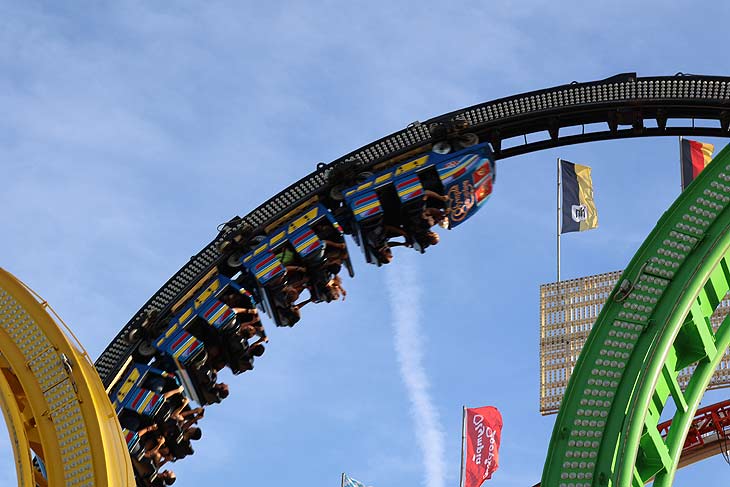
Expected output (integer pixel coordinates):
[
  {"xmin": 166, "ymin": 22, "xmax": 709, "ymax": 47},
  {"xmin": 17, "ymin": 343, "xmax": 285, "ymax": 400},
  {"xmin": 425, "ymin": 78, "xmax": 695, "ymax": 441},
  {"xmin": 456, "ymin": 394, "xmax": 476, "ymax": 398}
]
[
  {"xmin": 421, "ymin": 189, "xmax": 449, "ymax": 228},
  {"xmin": 323, "ymin": 239, "xmax": 348, "ymax": 268},
  {"xmin": 276, "ymin": 242, "xmax": 347, "ymax": 308},
  {"xmin": 356, "ymin": 186, "xmax": 450, "ymax": 264},
  {"xmin": 240, "ymin": 203, "xmax": 353, "ymax": 326},
  {"xmin": 402, "ymin": 189, "xmax": 449, "ymax": 252},
  {"xmin": 221, "ymin": 291, "xmax": 268, "ymax": 346},
  {"xmin": 372, "ymin": 188, "xmax": 448, "ymax": 258}
]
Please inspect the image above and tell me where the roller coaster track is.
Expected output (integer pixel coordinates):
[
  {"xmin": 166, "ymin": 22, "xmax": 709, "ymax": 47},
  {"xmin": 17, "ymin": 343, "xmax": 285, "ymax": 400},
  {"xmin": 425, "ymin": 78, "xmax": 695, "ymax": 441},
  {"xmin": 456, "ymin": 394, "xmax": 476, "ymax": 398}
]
[
  {"xmin": 95, "ymin": 72, "xmax": 730, "ymax": 390},
  {"xmin": 0, "ymin": 268, "xmax": 134, "ymax": 486},
  {"xmin": 6, "ymin": 72, "xmax": 730, "ymax": 486}
]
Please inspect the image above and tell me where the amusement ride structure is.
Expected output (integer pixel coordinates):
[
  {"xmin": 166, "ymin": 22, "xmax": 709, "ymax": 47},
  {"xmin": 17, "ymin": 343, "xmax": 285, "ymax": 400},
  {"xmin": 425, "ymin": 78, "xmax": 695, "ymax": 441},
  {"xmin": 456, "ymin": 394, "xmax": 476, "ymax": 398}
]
[{"xmin": 4, "ymin": 73, "xmax": 730, "ymax": 486}]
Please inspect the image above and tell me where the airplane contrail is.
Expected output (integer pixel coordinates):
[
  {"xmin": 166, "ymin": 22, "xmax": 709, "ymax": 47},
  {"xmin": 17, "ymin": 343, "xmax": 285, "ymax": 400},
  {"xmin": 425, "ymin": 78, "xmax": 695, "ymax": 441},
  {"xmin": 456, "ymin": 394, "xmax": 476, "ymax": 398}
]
[{"xmin": 386, "ymin": 252, "xmax": 446, "ymax": 487}]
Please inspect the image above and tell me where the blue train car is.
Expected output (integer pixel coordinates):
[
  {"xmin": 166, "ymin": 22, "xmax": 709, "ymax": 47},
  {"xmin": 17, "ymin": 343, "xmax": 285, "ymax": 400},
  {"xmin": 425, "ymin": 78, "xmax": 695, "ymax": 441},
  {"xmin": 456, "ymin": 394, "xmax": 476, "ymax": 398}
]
[
  {"xmin": 122, "ymin": 428, "xmax": 145, "ymax": 461},
  {"xmin": 154, "ymin": 328, "xmax": 206, "ymax": 369},
  {"xmin": 111, "ymin": 364, "xmax": 177, "ymax": 430},
  {"xmin": 343, "ymin": 142, "xmax": 495, "ymax": 264},
  {"xmin": 152, "ymin": 326, "xmax": 214, "ymax": 405},
  {"xmin": 241, "ymin": 203, "xmax": 353, "ymax": 326},
  {"xmin": 158, "ymin": 274, "xmax": 260, "ymax": 403}
]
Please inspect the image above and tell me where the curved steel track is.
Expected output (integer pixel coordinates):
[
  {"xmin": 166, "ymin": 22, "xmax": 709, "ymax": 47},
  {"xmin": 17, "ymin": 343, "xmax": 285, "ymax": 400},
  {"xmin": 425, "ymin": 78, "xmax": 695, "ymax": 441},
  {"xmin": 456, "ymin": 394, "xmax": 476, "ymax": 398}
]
[
  {"xmin": 95, "ymin": 72, "xmax": 730, "ymax": 385},
  {"xmin": 86, "ymin": 73, "xmax": 730, "ymax": 486}
]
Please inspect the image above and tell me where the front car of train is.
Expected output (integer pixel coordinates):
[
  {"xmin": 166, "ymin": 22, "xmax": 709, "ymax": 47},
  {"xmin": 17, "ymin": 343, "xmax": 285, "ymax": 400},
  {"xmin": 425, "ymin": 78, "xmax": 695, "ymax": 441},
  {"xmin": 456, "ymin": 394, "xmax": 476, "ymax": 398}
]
[
  {"xmin": 342, "ymin": 141, "xmax": 495, "ymax": 263},
  {"xmin": 435, "ymin": 142, "xmax": 495, "ymax": 228}
]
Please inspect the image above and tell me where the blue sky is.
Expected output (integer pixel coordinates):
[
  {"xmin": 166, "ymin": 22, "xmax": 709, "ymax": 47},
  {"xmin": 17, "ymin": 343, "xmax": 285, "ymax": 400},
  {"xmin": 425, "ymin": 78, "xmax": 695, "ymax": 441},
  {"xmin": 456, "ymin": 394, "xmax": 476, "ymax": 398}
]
[{"xmin": 2, "ymin": 2, "xmax": 730, "ymax": 486}]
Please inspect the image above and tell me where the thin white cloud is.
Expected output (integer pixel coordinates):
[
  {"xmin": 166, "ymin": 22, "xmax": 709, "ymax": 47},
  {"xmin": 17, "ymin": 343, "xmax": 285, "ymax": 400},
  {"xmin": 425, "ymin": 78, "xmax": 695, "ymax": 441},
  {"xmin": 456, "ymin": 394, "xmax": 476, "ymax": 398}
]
[{"xmin": 386, "ymin": 252, "xmax": 446, "ymax": 487}]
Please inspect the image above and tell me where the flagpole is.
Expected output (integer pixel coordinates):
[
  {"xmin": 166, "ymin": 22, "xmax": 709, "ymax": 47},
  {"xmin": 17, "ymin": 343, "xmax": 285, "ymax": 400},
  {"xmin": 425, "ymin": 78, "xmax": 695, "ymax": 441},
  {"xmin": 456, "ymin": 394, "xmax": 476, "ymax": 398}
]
[
  {"xmin": 460, "ymin": 405, "xmax": 466, "ymax": 487},
  {"xmin": 557, "ymin": 157, "xmax": 568, "ymax": 373},
  {"xmin": 679, "ymin": 136, "xmax": 684, "ymax": 192},
  {"xmin": 557, "ymin": 157, "xmax": 561, "ymax": 283},
  {"xmin": 341, "ymin": 472, "xmax": 345, "ymax": 487}
]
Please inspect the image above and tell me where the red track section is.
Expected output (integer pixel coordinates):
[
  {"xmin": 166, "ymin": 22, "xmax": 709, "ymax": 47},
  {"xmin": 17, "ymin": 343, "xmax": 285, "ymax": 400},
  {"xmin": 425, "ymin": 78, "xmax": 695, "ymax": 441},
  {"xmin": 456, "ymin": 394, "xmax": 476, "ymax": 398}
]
[{"xmin": 657, "ymin": 399, "xmax": 730, "ymax": 468}]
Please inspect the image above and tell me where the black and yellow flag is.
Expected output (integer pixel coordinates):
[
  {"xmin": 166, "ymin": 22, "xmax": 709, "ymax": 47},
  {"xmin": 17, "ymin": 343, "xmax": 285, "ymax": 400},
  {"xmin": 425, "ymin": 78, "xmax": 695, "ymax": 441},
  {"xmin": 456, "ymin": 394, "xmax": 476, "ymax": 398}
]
[{"xmin": 561, "ymin": 160, "xmax": 598, "ymax": 234}]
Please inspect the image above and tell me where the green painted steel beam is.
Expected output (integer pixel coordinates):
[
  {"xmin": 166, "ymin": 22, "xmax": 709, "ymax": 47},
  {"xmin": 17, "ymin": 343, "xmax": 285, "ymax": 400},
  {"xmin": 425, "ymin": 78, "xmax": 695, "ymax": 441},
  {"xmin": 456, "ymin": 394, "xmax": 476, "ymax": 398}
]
[
  {"xmin": 660, "ymin": 361, "xmax": 687, "ymax": 414},
  {"xmin": 653, "ymin": 316, "xmax": 730, "ymax": 486},
  {"xmin": 542, "ymin": 142, "xmax": 730, "ymax": 487},
  {"xmin": 636, "ymin": 421, "xmax": 672, "ymax": 479}
]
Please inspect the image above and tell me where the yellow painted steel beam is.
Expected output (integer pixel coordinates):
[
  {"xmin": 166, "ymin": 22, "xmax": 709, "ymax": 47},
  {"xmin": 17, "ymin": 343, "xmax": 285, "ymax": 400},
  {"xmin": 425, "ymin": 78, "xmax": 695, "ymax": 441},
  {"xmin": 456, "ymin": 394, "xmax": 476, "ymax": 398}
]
[
  {"xmin": 0, "ymin": 268, "xmax": 134, "ymax": 486},
  {"xmin": 0, "ymin": 368, "xmax": 34, "ymax": 486}
]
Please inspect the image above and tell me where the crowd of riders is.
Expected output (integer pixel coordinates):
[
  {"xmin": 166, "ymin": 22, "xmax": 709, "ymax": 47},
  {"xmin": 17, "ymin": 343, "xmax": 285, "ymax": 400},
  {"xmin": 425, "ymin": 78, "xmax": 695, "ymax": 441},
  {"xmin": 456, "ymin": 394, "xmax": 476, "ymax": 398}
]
[
  {"xmin": 125, "ymin": 142, "xmax": 474, "ymax": 486},
  {"xmin": 130, "ymin": 184, "xmax": 451, "ymax": 485},
  {"xmin": 263, "ymin": 186, "xmax": 450, "ymax": 326},
  {"xmin": 130, "ymin": 298, "xmax": 266, "ymax": 486}
]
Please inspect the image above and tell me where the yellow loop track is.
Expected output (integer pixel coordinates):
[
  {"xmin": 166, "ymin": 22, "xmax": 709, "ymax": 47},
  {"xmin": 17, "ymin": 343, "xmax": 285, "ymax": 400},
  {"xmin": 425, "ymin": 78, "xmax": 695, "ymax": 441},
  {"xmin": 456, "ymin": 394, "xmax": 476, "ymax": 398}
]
[{"xmin": 0, "ymin": 268, "xmax": 133, "ymax": 486}]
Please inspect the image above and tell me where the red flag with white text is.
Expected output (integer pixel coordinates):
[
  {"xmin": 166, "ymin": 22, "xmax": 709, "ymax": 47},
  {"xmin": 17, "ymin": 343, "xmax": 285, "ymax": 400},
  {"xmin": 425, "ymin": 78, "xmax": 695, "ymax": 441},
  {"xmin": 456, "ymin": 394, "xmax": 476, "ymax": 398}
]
[{"xmin": 463, "ymin": 406, "xmax": 502, "ymax": 487}]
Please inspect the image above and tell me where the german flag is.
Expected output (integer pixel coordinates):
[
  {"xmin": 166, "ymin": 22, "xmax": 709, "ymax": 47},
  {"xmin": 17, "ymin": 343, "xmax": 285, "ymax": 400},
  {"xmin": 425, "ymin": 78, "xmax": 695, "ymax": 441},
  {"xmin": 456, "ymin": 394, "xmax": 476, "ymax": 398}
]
[
  {"xmin": 681, "ymin": 138, "xmax": 714, "ymax": 190},
  {"xmin": 561, "ymin": 160, "xmax": 598, "ymax": 234}
]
